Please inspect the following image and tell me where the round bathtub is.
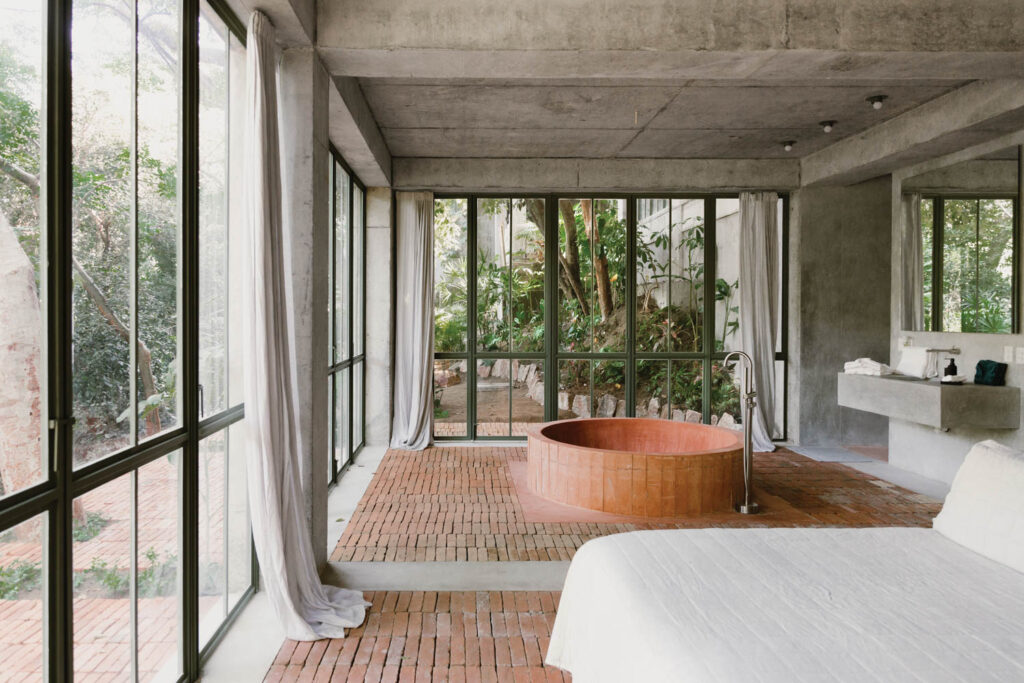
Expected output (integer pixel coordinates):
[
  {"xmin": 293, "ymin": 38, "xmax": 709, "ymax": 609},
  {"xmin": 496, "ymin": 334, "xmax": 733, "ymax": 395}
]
[{"xmin": 526, "ymin": 418, "xmax": 743, "ymax": 516}]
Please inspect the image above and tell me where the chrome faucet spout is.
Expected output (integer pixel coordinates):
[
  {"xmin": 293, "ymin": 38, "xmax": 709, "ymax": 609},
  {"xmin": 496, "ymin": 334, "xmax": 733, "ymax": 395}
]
[{"xmin": 724, "ymin": 351, "xmax": 760, "ymax": 514}]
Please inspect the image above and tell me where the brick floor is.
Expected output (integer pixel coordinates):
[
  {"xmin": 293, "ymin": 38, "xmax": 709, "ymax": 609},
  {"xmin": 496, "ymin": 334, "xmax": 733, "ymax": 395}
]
[
  {"xmin": 331, "ymin": 447, "xmax": 941, "ymax": 562},
  {"xmin": 264, "ymin": 591, "xmax": 570, "ymax": 683}
]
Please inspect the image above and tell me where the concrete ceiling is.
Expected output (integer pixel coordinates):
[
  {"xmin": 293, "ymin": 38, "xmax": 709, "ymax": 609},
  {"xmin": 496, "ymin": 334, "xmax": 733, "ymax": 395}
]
[{"xmin": 359, "ymin": 79, "xmax": 965, "ymax": 159}]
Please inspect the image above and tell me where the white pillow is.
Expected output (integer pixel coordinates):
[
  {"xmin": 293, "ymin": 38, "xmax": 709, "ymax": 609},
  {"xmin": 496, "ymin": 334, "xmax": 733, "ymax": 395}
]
[{"xmin": 933, "ymin": 439, "xmax": 1024, "ymax": 573}]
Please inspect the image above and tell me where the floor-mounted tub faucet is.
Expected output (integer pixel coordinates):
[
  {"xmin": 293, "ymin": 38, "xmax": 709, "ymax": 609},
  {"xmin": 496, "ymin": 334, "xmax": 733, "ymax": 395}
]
[{"xmin": 724, "ymin": 351, "xmax": 760, "ymax": 515}]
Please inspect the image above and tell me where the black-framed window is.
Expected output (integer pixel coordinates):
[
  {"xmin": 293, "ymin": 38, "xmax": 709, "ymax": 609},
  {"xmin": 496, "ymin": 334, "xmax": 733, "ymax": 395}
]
[
  {"xmin": 327, "ymin": 149, "xmax": 366, "ymax": 484},
  {"xmin": 433, "ymin": 194, "xmax": 788, "ymax": 441},
  {"xmin": 0, "ymin": 1, "xmax": 254, "ymax": 680},
  {"xmin": 921, "ymin": 196, "xmax": 1018, "ymax": 333}
]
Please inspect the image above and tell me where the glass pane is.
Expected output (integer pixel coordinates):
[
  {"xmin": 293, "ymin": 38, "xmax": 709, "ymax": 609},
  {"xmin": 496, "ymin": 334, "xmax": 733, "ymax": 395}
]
[
  {"xmin": 710, "ymin": 359, "xmax": 742, "ymax": 429},
  {"xmin": 714, "ymin": 198, "xmax": 740, "ymax": 352},
  {"xmin": 975, "ymin": 198, "xmax": 1014, "ymax": 334},
  {"xmin": 922, "ymin": 199, "xmax": 934, "ymax": 330},
  {"xmin": 635, "ymin": 360, "xmax": 668, "ymax": 419},
  {"xmin": 0, "ymin": 0, "xmax": 47, "ymax": 499},
  {"xmin": 666, "ymin": 198, "xmax": 704, "ymax": 353},
  {"xmin": 511, "ymin": 199, "xmax": 545, "ymax": 352},
  {"xmin": 72, "ymin": 0, "xmax": 134, "ymax": 464},
  {"xmin": 558, "ymin": 199, "xmax": 590, "ymax": 352},
  {"xmin": 353, "ymin": 361, "xmax": 364, "ymax": 450},
  {"xmin": 0, "ymin": 513, "xmax": 46, "ymax": 681},
  {"xmin": 334, "ymin": 165, "xmax": 350, "ymax": 361},
  {"xmin": 327, "ymin": 164, "xmax": 334, "ymax": 364},
  {"xmin": 636, "ymin": 199, "xmax": 670, "ymax": 353},
  {"xmin": 476, "ymin": 198, "xmax": 511, "ymax": 352},
  {"xmin": 225, "ymin": 32, "xmax": 246, "ymax": 409},
  {"xmin": 476, "ymin": 359, "xmax": 510, "ymax": 437},
  {"xmin": 137, "ymin": 454, "xmax": 181, "ymax": 681},
  {"xmin": 136, "ymin": 0, "xmax": 181, "ymax": 442},
  {"xmin": 593, "ymin": 361, "xmax": 625, "ymax": 418},
  {"xmin": 557, "ymin": 360, "xmax": 590, "ymax": 420},
  {"xmin": 334, "ymin": 370, "xmax": 350, "ymax": 471},
  {"xmin": 590, "ymin": 199, "xmax": 627, "ymax": 352},
  {"xmin": 225, "ymin": 421, "xmax": 250, "ymax": 613},
  {"xmin": 941, "ymin": 199, "xmax": 979, "ymax": 333},
  {"xmin": 433, "ymin": 359, "xmax": 467, "ymax": 437},
  {"xmin": 511, "ymin": 360, "xmax": 545, "ymax": 436},
  {"xmin": 353, "ymin": 185, "xmax": 365, "ymax": 356},
  {"xmin": 327, "ymin": 375, "xmax": 334, "ymax": 484},
  {"xmin": 433, "ymin": 198, "xmax": 468, "ymax": 353},
  {"xmin": 74, "ymin": 473, "xmax": 131, "ymax": 679},
  {"xmin": 199, "ymin": 433, "xmax": 226, "ymax": 647},
  {"xmin": 669, "ymin": 360, "xmax": 703, "ymax": 420}
]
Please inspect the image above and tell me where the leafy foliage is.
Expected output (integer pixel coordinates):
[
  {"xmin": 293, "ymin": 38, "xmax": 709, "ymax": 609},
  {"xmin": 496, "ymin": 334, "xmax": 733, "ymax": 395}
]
[
  {"xmin": 72, "ymin": 511, "xmax": 110, "ymax": 543},
  {"xmin": 0, "ymin": 559, "xmax": 42, "ymax": 599}
]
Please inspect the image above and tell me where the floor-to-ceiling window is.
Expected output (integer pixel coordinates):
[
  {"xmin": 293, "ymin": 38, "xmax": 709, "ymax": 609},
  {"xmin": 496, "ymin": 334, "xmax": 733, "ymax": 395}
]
[
  {"xmin": 0, "ymin": 1, "xmax": 253, "ymax": 679},
  {"xmin": 327, "ymin": 150, "xmax": 366, "ymax": 483},
  {"xmin": 433, "ymin": 194, "xmax": 788, "ymax": 441}
]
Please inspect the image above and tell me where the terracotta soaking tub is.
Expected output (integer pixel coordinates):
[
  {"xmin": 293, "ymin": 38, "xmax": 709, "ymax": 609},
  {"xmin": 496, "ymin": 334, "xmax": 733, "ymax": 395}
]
[{"xmin": 526, "ymin": 418, "xmax": 743, "ymax": 516}]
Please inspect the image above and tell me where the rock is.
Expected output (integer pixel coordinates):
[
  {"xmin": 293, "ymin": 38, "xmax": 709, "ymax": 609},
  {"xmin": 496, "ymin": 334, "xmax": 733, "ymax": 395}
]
[
  {"xmin": 529, "ymin": 381, "xmax": 545, "ymax": 403},
  {"xmin": 671, "ymin": 409, "xmax": 684, "ymax": 421},
  {"xmin": 478, "ymin": 363, "xmax": 491, "ymax": 378},
  {"xmin": 510, "ymin": 360, "xmax": 519, "ymax": 381},
  {"xmin": 434, "ymin": 370, "xmax": 448, "ymax": 387},
  {"xmin": 718, "ymin": 412, "xmax": 737, "ymax": 429},
  {"xmin": 492, "ymin": 358, "xmax": 509, "ymax": 378},
  {"xmin": 710, "ymin": 414, "xmax": 719, "ymax": 425},
  {"xmin": 647, "ymin": 397, "xmax": 660, "ymax": 417},
  {"xmin": 685, "ymin": 409, "xmax": 701, "ymax": 423},
  {"xmin": 572, "ymin": 394, "xmax": 591, "ymax": 417},
  {"xmin": 596, "ymin": 394, "xmax": 617, "ymax": 417},
  {"xmin": 635, "ymin": 403, "xmax": 647, "ymax": 418},
  {"xmin": 517, "ymin": 363, "xmax": 531, "ymax": 382},
  {"xmin": 456, "ymin": 360, "xmax": 468, "ymax": 373},
  {"xmin": 614, "ymin": 399, "xmax": 627, "ymax": 417},
  {"xmin": 558, "ymin": 392, "xmax": 570, "ymax": 411},
  {"xmin": 525, "ymin": 364, "xmax": 539, "ymax": 387},
  {"xmin": 659, "ymin": 405, "xmax": 668, "ymax": 419}
]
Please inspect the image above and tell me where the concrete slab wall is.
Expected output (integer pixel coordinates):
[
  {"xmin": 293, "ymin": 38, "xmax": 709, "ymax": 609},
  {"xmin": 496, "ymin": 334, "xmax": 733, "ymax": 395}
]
[
  {"xmin": 278, "ymin": 47, "xmax": 331, "ymax": 567},
  {"xmin": 364, "ymin": 188, "xmax": 393, "ymax": 447},
  {"xmin": 792, "ymin": 177, "xmax": 892, "ymax": 446}
]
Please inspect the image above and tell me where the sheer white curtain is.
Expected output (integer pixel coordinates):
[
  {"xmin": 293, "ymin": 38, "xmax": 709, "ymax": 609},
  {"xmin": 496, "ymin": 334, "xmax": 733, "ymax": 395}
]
[
  {"xmin": 901, "ymin": 193, "xmax": 924, "ymax": 330},
  {"xmin": 243, "ymin": 10, "xmax": 367, "ymax": 641},
  {"xmin": 738, "ymin": 192, "xmax": 779, "ymax": 453},
  {"xmin": 390, "ymin": 191, "xmax": 435, "ymax": 450}
]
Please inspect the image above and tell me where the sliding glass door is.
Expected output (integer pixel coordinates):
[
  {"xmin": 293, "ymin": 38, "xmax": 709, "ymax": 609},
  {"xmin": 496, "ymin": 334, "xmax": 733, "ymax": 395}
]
[{"xmin": 0, "ymin": 1, "xmax": 253, "ymax": 679}]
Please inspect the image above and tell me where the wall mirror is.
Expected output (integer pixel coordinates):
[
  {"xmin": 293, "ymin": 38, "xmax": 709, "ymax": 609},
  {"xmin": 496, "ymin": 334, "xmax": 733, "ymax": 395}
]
[{"xmin": 903, "ymin": 144, "xmax": 1021, "ymax": 333}]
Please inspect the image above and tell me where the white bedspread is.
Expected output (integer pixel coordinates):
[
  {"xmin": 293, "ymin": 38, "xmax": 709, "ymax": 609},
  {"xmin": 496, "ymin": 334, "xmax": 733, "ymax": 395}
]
[{"xmin": 547, "ymin": 528, "xmax": 1024, "ymax": 682}]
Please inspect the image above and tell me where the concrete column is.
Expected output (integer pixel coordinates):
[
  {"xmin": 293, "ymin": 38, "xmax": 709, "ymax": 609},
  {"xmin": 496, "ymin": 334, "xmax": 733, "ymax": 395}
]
[
  {"xmin": 791, "ymin": 177, "xmax": 892, "ymax": 447},
  {"xmin": 364, "ymin": 187, "xmax": 393, "ymax": 446},
  {"xmin": 278, "ymin": 47, "xmax": 330, "ymax": 567}
]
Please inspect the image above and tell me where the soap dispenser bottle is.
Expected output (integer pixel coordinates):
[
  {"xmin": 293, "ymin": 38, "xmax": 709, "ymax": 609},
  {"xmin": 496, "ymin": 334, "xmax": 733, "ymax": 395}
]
[{"xmin": 944, "ymin": 358, "xmax": 958, "ymax": 377}]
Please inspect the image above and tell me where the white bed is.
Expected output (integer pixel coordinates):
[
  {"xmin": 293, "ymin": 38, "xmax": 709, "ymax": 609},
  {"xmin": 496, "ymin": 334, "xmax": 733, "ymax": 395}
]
[{"xmin": 547, "ymin": 441, "xmax": 1024, "ymax": 682}]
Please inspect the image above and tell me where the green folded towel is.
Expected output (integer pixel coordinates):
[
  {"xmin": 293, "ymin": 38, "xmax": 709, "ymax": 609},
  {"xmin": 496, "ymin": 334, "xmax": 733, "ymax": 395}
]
[{"xmin": 974, "ymin": 360, "xmax": 1008, "ymax": 386}]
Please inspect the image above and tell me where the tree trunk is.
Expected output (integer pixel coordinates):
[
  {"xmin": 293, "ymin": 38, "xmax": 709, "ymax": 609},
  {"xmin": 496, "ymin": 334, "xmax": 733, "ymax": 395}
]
[
  {"xmin": 558, "ymin": 200, "xmax": 589, "ymax": 314},
  {"xmin": 582, "ymin": 200, "xmax": 614, "ymax": 320},
  {"xmin": 0, "ymin": 212, "xmax": 43, "ymax": 500}
]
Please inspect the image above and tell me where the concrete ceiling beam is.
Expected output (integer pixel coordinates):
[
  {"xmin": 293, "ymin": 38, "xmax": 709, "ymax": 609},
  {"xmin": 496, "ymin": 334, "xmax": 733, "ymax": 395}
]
[
  {"xmin": 801, "ymin": 79, "xmax": 1024, "ymax": 186},
  {"xmin": 329, "ymin": 77, "xmax": 392, "ymax": 186},
  {"xmin": 392, "ymin": 157, "xmax": 800, "ymax": 193}
]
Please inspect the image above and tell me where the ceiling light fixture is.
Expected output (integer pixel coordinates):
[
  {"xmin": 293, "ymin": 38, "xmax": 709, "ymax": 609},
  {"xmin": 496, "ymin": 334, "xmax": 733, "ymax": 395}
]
[
  {"xmin": 820, "ymin": 120, "xmax": 837, "ymax": 133},
  {"xmin": 783, "ymin": 140, "xmax": 796, "ymax": 152},
  {"xmin": 867, "ymin": 95, "xmax": 888, "ymax": 110}
]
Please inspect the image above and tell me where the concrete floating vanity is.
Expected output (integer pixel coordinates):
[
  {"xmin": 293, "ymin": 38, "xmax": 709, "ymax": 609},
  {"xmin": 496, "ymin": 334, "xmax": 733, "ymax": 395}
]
[{"xmin": 837, "ymin": 373, "xmax": 1020, "ymax": 431}]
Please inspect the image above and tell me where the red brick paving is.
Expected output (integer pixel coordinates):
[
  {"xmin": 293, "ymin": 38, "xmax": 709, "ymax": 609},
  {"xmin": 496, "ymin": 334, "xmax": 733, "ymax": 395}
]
[
  {"xmin": 264, "ymin": 591, "xmax": 570, "ymax": 683},
  {"xmin": 332, "ymin": 446, "xmax": 941, "ymax": 562}
]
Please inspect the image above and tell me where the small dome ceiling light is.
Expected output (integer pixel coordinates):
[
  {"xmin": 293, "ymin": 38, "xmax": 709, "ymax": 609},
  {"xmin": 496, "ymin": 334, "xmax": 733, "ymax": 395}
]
[
  {"xmin": 867, "ymin": 95, "xmax": 888, "ymax": 110},
  {"xmin": 820, "ymin": 120, "xmax": 837, "ymax": 133},
  {"xmin": 782, "ymin": 140, "xmax": 796, "ymax": 152}
]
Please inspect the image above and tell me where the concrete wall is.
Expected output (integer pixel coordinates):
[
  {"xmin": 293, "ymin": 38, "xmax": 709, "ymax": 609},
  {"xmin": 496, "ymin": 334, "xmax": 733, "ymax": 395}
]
[
  {"xmin": 364, "ymin": 188, "xmax": 393, "ymax": 446},
  {"xmin": 792, "ymin": 177, "xmax": 892, "ymax": 446},
  {"xmin": 278, "ymin": 47, "xmax": 331, "ymax": 567},
  {"xmin": 887, "ymin": 132, "xmax": 1024, "ymax": 484}
]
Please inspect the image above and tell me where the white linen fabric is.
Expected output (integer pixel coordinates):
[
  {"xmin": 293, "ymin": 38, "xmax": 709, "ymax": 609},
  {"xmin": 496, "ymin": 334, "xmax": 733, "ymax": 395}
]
[
  {"xmin": 843, "ymin": 358, "xmax": 892, "ymax": 376},
  {"xmin": 901, "ymin": 192, "xmax": 924, "ymax": 331},
  {"xmin": 548, "ymin": 527, "xmax": 1024, "ymax": 682},
  {"xmin": 895, "ymin": 345, "xmax": 939, "ymax": 378},
  {"xmin": 934, "ymin": 439, "xmax": 1024, "ymax": 573},
  {"xmin": 243, "ymin": 10, "xmax": 368, "ymax": 640},
  {"xmin": 390, "ymin": 191, "xmax": 435, "ymax": 450},
  {"xmin": 738, "ymin": 191, "xmax": 778, "ymax": 452}
]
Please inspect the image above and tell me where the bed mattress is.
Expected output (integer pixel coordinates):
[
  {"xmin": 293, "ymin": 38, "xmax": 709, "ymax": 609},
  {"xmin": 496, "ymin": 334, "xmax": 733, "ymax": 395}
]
[{"xmin": 547, "ymin": 527, "xmax": 1024, "ymax": 682}]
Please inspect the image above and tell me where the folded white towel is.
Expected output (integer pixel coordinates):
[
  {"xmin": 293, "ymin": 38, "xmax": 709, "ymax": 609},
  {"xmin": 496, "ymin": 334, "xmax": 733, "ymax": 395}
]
[
  {"xmin": 896, "ymin": 347, "xmax": 938, "ymax": 379},
  {"xmin": 941, "ymin": 374, "xmax": 967, "ymax": 384},
  {"xmin": 843, "ymin": 358, "xmax": 892, "ymax": 375}
]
